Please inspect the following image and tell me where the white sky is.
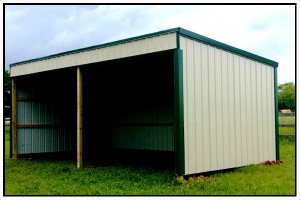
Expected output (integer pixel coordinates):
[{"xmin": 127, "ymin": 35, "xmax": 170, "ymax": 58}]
[{"xmin": 4, "ymin": 4, "xmax": 295, "ymax": 84}]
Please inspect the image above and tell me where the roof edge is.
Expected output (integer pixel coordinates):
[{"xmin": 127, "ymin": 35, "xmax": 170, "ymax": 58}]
[
  {"xmin": 10, "ymin": 27, "xmax": 180, "ymax": 67},
  {"xmin": 178, "ymin": 28, "xmax": 278, "ymax": 67}
]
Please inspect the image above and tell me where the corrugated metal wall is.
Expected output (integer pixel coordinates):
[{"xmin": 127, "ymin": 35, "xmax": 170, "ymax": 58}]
[
  {"xmin": 16, "ymin": 70, "xmax": 76, "ymax": 154},
  {"xmin": 111, "ymin": 101, "xmax": 174, "ymax": 151},
  {"xmin": 112, "ymin": 127, "xmax": 174, "ymax": 151},
  {"xmin": 11, "ymin": 33, "xmax": 177, "ymax": 77},
  {"xmin": 180, "ymin": 36, "xmax": 276, "ymax": 174}
]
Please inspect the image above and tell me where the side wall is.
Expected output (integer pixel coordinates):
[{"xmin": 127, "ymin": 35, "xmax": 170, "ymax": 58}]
[{"xmin": 180, "ymin": 36, "xmax": 276, "ymax": 174}]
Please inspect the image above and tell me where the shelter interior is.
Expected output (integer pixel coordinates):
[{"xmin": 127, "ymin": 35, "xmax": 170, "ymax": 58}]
[{"xmin": 13, "ymin": 49, "xmax": 176, "ymax": 169}]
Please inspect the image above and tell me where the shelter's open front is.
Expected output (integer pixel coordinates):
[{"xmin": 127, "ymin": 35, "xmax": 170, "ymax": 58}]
[
  {"xmin": 81, "ymin": 50, "xmax": 176, "ymax": 168},
  {"xmin": 11, "ymin": 49, "xmax": 181, "ymax": 172}
]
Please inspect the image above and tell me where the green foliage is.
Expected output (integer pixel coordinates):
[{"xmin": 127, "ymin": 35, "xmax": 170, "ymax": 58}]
[
  {"xmin": 5, "ymin": 126, "xmax": 295, "ymax": 195},
  {"xmin": 5, "ymin": 70, "xmax": 11, "ymax": 93},
  {"xmin": 278, "ymin": 82, "xmax": 295, "ymax": 112}
]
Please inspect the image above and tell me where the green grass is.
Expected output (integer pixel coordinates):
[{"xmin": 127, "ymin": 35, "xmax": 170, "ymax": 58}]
[
  {"xmin": 5, "ymin": 126, "xmax": 295, "ymax": 195},
  {"xmin": 279, "ymin": 127, "xmax": 295, "ymax": 135},
  {"xmin": 279, "ymin": 116, "xmax": 295, "ymax": 135},
  {"xmin": 279, "ymin": 116, "xmax": 295, "ymax": 124}
]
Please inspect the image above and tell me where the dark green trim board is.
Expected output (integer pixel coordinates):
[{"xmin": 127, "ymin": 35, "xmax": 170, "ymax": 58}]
[
  {"xmin": 274, "ymin": 68, "xmax": 280, "ymax": 160},
  {"xmin": 176, "ymin": 31, "xmax": 180, "ymax": 49},
  {"xmin": 174, "ymin": 49, "xmax": 185, "ymax": 175},
  {"xmin": 11, "ymin": 27, "xmax": 278, "ymax": 70}
]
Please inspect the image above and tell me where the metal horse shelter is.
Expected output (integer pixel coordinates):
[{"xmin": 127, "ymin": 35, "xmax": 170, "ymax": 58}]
[{"xmin": 10, "ymin": 27, "xmax": 279, "ymax": 176}]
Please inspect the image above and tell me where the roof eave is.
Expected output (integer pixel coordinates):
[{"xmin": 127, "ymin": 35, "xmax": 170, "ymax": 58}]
[{"xmin": 10, "ymin": 27, "xmax": 181, "ymax": 67}]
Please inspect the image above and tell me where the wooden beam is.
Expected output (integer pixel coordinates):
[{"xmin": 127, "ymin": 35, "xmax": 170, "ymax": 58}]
[
  {"xmin": 77, "ymin": 67, "xmax": 83, "ymax": 168},
  {"xmin": 278, "ymin": 112, "xmax": 295, "ymax": 117},
  {"xmin": 16, "ymin": 97, "xmax": 35, "ymax": 101},
  {"xmin": 112, "ymin": 122, "xmax": 175, "ymax": 126},
  {"xmin": 279, "ymin": 124, "xmax": 295, "ymax": 127},
  {"xmin": 12, "ymin": 78, "xmax": 17, "ymax": 160},
  {"xmin": 17, "ymin": 124, "xmax": 62, "ymax": 128}
]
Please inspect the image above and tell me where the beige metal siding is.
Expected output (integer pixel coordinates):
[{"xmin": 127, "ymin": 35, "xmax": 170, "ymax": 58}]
[
  {"xmin": 11, "ymin": 33, "xmax": 177, "ymax": 77},
  {"xmin": 180, "ymin": 36, "xmax": 276, "ymax": 175}
]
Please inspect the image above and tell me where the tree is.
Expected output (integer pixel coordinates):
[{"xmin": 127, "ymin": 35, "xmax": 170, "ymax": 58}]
[
  {"xmin": 5, "ymin": 70, "xmax": 11, "ymax": 93},
  {"xmin": 278, "ymin": 82, "xmax": 295, "ymax": 112},
  {"xmin": 4, "ymin": 70, "xmax": 11, "ymax": 118}
]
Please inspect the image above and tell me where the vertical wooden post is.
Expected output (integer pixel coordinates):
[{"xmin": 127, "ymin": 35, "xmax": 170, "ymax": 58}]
[
  {"xmin": 77, "ymin": 67, "xmax": 83, "ymax": 168},
  {"xmin": 11, "ymin": 78, "xmax": 17, "ymax": 160}
]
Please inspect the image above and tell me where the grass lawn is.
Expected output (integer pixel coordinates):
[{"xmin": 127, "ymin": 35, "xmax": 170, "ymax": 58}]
[
  {"xmin": 4, "ymin": 126, "xmax": 295, "ymax": 195},
  {"xmin": 279, "ymin": 116, "xmax": 295, "ymax": 135},
  {"xmin": 279, "ymin": 116, "xmax": 295, "ymax": 124}
]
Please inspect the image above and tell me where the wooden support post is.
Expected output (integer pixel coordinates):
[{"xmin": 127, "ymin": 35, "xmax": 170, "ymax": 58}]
[
  {"xmin": 12, "ymin": 78, "xmax": 17, "ymax": 160},
  {"xmin": 77, "ymin": 67, "xmax": 83, "ymax": 168}
]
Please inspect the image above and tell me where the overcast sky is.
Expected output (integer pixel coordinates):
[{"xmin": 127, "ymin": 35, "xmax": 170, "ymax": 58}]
[{"xmin": 5, "ymin": 5, "xmax": 295, "ymax": 84}]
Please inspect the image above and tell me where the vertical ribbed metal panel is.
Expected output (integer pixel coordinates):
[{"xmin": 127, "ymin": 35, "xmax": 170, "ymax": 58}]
[
  {"xmin": 215, "ymin": 48, "xmax": 224, "ymax": 169},
  {"xmin": 112, "ymin": 126, "xmax": 174, "ymax": 151},
  {"xmin": 221, "ymin": 50, "xmax": 231, "ymax": 169},
  {"xmin": 16, "ymin": 77, "xmax": 76, "ymax": 154},
  {"xmin": 180, "ymin": 36, "xmax": 276, "ymax": 175},
  {"xmin": 111, "ymin": 103, "xmax": 174, "ymax": 151},
  {"xmin": 11, "ymin": 33, "xmax": 177, "ymax": 77}
]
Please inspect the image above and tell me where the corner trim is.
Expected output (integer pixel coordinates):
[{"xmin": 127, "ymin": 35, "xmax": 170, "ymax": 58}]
[
  {"xmin": 274, "ymin": 68, "xmax": 279, "ymax": 160},
  {"xmin": 174, "ymin": 49, "xmax": 185, "ymax": 175}
]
